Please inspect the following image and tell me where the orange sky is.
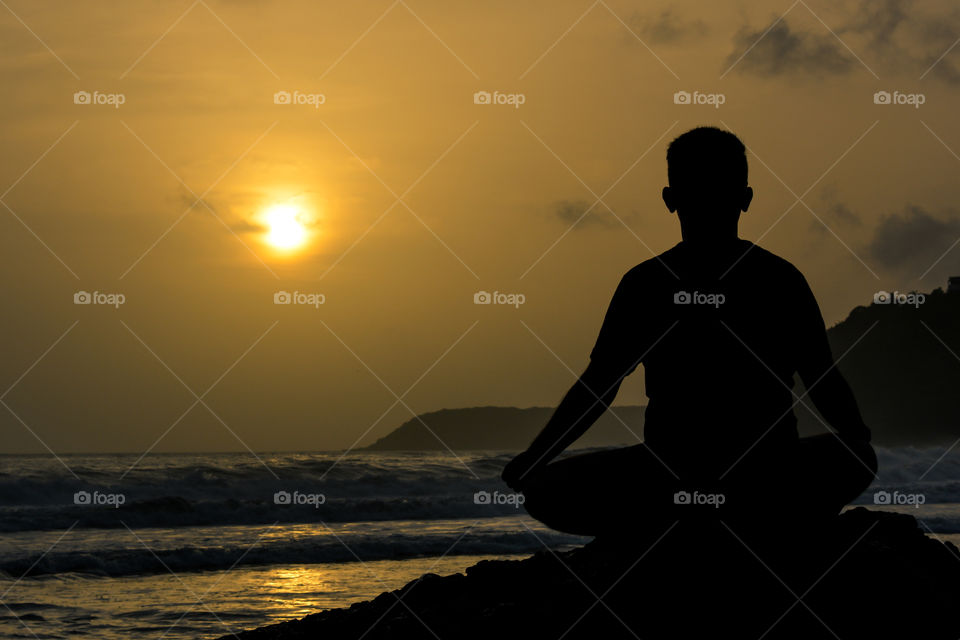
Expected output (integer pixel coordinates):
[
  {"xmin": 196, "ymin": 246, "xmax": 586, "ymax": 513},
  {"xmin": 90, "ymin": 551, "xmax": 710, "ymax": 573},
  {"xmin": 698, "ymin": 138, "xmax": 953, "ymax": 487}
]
[{"xmin": 1, "ymin": 0, "xmax": 959, "ymax": 453}]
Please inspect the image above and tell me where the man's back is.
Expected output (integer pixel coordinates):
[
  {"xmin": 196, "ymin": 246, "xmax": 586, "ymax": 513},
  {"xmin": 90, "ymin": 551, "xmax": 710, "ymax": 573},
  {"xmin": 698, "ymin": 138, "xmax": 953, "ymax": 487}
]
[{"xmin": 590, "ymin": 239, "xmax": 830, "ymax": 475}]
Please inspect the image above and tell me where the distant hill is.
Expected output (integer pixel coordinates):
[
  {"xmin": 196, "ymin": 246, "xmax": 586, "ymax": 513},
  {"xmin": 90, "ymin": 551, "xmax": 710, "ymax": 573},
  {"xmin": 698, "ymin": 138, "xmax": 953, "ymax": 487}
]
[
  {"xmin": 797, "ymin": 286, "xmax": 960, "ymax": 445},
  {"xmin": 369, "ymin": 285, "xmax": 960, "ymax": 451},
  {"xmin": 365, "ymin": 405, "xmax": 645, "ymax": 451}
]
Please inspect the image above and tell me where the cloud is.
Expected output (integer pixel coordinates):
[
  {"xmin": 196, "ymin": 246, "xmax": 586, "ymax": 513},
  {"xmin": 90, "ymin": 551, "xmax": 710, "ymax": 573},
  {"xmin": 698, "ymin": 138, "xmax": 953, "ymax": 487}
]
[
  {"xmin": 843, "ymin": 0, "xmax": 907, "ymax": 50},
  {"xmin": 553, "ymin": 199, "xmax": 618, "ymax": 229},
  {"xmin": 231, "ymin": 217, "xmax": 266, "ymax": 233},
  {"xmin": 811, "ymin": 186, "xmax": 862, "ymax": 234},
  {"xmin": 827, "ymin": 202, "xmax": 861, "ymax": 226},
  {"xmin": 843, "ymin": 0, "xmax": 960, "ymax": 83},
  {"xmin": 725, "ymin": 0, "xmax": 960, "ymax": 82},
  {"xmin": 809, "ymin": 202, "xmax": 861, "ymax": 234},
  {"xmin": 173, "ymin": 191, "xmax": 219, "ymax": 215},
  {"xmin": 630, "ymin": 9, "xmax": 708, "ymax": 44},
  {"xmin": 725, "ymin": 19, "xmax": 854, "ymax": 76},
  {"xmin": 170, "ymin": 191, "xmax": 269, "ymax": 234},
  {"xmin": 866, "ymin": 206, "xmax": 960, "ymax": 283}
]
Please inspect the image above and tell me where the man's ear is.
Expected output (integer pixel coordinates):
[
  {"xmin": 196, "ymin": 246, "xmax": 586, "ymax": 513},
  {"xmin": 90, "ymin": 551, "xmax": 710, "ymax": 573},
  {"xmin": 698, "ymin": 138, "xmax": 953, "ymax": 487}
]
[
  {"xmin": 662, "ymin": 186, "xmax": 677, "ymax": 213},
  {"xmin": 740, "ymin": 186, "xmax": 753, "ymax": 213}
]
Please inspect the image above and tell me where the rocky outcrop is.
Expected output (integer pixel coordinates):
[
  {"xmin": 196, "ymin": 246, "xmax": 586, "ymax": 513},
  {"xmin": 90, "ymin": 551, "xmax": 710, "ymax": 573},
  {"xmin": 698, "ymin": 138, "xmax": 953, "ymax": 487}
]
[{"xmin": 221, "ymin": 508, "xmax": 960, "ymax": 639}]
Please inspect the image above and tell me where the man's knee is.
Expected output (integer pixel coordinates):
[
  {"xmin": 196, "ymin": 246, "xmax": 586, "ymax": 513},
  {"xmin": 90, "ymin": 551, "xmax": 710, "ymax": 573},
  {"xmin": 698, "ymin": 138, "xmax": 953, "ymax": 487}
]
[
  {"xmin": 845, "ymin": 437, "xmax": 878, "ymax": 484},
  {"xmin": 797, "ymin": 434, "xmax": 878, "ymax": 507},
  {"xmin": 833, "ymin": 437, "xmax": 878, "ymax": 504},
  {"xmin": 812, "ymin": 433, "xmax": 877, "ymax": 474},
  {"xmin": 858, "ymin": 447, "xmax": 878, "ymax": 495},
  {"xmin": 517, "ymin": 467, "xmax": 553, "ymax": 520}
]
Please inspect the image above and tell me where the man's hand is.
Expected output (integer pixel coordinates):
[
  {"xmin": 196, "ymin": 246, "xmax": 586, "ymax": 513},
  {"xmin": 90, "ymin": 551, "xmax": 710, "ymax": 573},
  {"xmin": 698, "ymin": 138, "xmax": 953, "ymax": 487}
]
[
  {"xmin": 501, "ymin": 363, "xmax": 625, "ymax": 492},
  {"xmin": 836, "ymin": 421, "xmax": 871, "ymax": 445},
  {"xmin": 501, "ymin": 449, "xmax": 542, "ymax": 491}
]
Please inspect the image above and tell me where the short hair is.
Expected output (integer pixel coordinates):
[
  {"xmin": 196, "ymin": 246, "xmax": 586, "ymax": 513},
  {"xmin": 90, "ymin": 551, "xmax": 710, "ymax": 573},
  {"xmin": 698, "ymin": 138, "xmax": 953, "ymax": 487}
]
[{"xmin": 667, "ymin": 127, "xmax": 748, "ymax": 189}]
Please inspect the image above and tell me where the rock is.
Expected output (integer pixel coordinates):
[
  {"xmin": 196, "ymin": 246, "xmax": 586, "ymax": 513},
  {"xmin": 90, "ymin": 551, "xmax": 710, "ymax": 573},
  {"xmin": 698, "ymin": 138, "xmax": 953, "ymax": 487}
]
[{"xmin": 220, "ymin": 508, "xmax": 960, "ymax": 640}]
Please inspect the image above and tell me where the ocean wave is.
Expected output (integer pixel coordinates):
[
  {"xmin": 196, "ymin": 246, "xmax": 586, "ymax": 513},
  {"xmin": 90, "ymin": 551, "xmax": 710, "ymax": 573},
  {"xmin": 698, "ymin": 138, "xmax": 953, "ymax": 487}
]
[
  {"xmin": 0, "ymin": 446, "xmax": 958, "ymax": 533},
  {"xmin": 0, "ymin": 494, "xmax": 531, "ymax": 533},
  {"xmin": 0, "ymin": 528, "xmax": 581, "ymax": 579},
  {"xmin": 0, "ymin": 451, "xmax": 523, "ymax": 532}
]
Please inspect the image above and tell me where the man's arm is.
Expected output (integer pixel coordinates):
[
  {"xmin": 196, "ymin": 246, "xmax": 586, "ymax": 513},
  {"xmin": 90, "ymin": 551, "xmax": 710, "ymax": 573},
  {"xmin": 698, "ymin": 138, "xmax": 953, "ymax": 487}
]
[
  {"xmin": 794, "ymin": 273, "xmax": 871, "ymax": 441},
  {"xmin": 501, "ymin": 362, "xmax": 625, "ymax": 490},
  {"xmin": 799, "ymin": 357, "xmax": 871, "ymax": 441},
  {"xmin": 502, "ymin": 269, "xmax": 642, "ymax": 490}
]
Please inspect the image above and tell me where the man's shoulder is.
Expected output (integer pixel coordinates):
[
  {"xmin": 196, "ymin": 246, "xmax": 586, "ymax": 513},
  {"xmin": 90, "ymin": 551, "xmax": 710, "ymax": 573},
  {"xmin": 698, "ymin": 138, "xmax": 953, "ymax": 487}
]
[
  {"xmin": 616, "ymin": 241, "xmax": 807, "ymax": 286},
  {"xmin": 620, "ymin": 256, "xmax": 673, "ymax": 287},
  {"xmin": 741, "ymin": 242, "xmax": 804, "ymax": 278},
  {"xmin": 620, "ymin": 243, "xmax": 685, "ymax": 282}
]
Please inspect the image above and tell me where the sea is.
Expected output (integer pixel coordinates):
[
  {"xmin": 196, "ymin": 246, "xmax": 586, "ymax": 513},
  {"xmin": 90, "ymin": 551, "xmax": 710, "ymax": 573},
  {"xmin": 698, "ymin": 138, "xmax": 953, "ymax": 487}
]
[{"xmin": 1, "ymin": 446, "xmax": 959, "ymax": 639}]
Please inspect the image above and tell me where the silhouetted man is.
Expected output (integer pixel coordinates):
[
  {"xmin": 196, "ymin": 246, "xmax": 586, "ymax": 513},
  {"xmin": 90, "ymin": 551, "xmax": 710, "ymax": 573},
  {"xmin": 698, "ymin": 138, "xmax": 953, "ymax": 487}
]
[{"xmin": 502, "ymin": 127, "xmax": 877, "ymax": 536}]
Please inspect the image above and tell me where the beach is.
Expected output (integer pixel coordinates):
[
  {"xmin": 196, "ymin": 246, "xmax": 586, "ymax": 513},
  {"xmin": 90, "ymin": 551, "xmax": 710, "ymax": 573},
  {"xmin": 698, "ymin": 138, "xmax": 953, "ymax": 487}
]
[{"xmin": 1, "ymin": 447, "xmax": 957, "ymax": 638}]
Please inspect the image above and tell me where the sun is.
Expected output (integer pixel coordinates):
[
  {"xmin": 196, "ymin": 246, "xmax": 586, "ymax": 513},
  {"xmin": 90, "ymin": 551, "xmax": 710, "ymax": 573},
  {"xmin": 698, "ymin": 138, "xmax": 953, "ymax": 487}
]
[{"xmin": 263, "ymin": 204, "xmax": 308, "ymax": 250}]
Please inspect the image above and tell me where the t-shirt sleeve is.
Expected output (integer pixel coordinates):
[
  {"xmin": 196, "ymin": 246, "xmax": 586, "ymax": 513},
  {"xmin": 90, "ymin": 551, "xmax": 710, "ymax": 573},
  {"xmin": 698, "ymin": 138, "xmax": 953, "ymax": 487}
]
[{"xmin": 589, "ymin": 270, "xmax": 643, "ymax": 377}]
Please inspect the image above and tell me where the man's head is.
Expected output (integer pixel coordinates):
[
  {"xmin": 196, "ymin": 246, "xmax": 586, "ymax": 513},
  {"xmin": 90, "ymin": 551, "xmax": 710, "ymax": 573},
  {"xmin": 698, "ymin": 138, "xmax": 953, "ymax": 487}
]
[{"xmin": 662, "ymin": 126, "xmax": 753, "ymax": 243}]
